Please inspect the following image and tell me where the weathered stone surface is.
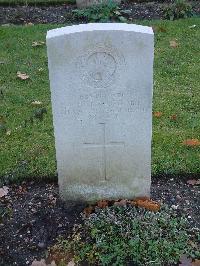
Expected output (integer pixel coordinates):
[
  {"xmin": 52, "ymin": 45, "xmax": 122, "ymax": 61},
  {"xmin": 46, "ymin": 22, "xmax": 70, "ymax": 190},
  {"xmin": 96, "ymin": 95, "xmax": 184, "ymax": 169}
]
[
  {"xmin": 76, "ymin": 0, "xmax": 121, "ymax": 9},
  {"xmin": 47, "ymin": 23, "xmax": 154, "ymax": 202}
]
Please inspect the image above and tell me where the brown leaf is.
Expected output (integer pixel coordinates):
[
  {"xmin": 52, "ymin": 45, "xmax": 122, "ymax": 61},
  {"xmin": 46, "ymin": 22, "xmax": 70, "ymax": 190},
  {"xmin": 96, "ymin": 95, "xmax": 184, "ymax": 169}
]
[
  {"xmin": 153, "ymin": 111, "xmax": 163, "ymax": 118},
  {"xmin": 0, "ymin": 186, "xmax": 9, "ymax": 198},
  {"xmin": 48, "ymin": 244, "xmax": 73, "ymax": 265},
  {"xmin": 16, "ymin": 185, "xmax": 27, "ymax": 195},
  {"xmin": 131, "ymin": 198, "xmax": 160, "ymax": 212},
  {"xmin": 152, "ymin": 25, "xmax": 167, "ymax": 33},
  {"xmin": 134, "ymin": 196, "xmax": 150, "ymax": 201},
  {"xmin": 114, "ymin": 199, "xmax": 127, "ymax": 207},
  {"xmin": 170, "ymin": 114, "xmax": 177, "ymax": 120},
  {"xmin": 83, "ymin": 206, "xmax": 94, "ymax": 217},
  {"xmin": 139, "ymin": 200, "xmax": 160, "ymax": 212},
  {"xmin": 182, "ymin": 139, "xmax": 200, "ymax": 147},
  {"xmin": 17, "ymin": 71, "xmax": 29, "ymax": 80},
  {"xmin": 158, "ymin": 26, "xmax": 167, "ymax": 32},
  {"xmin": 170, "ymin": 40, "xmax": 179, "ymax": 48},
  {"xmin": 192, "ymin": 259, "xmax": 200, "ymax": 266},
  {"xmin": 32, "ymin": 41, "xmax": 45, "ymax": 47},
  {"xmin": 179, "ymin": 255, "xmax": 192, "ymax": 266},
  {"xmin": 129, "ymin": 196, "xmax": 150, "ymax": 204},
  {"xmin": 97, "ymin": 199, "xmax": 109, "ymax": 208}
]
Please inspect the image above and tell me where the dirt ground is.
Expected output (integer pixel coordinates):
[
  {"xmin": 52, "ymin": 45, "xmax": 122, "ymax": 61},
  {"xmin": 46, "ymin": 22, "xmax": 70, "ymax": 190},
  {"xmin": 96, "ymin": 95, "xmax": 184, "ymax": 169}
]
[
  {"xmin": 0, "ymin": 175, "xmax": 199, "ymax": 266},
  {"xmin": 0, "ymin": 1, "xmax": 200, "ymax": 25}
]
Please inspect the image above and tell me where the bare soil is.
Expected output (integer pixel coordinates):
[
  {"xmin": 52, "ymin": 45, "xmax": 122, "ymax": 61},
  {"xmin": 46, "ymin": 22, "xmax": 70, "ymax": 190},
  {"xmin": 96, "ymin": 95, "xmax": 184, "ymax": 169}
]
[
  {"xmin": 0, "ymin": 175, "xmax": 199, "ymax": 266},
  {"xmin": 0, "ymin": 1, "xmax": 200, "ymax": 25}
]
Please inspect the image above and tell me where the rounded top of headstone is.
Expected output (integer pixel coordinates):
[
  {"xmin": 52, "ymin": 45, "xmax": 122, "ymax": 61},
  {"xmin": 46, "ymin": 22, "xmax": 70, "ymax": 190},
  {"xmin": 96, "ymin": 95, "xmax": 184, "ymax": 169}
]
[{"xmin": 46, "ymin": 23, "xmax": 154, "ymax": 40}]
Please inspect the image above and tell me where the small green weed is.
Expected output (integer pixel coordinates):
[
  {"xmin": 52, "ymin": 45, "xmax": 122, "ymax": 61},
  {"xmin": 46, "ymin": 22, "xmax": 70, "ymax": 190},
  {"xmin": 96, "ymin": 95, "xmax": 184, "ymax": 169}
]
[
  {"xmin": 73, "ymin": 1, "xmax": 128, "ymax": 22},
  {"xmin": 164, "ymin": 0, "xmax": 193, "ymax": 20},
  {"xmin": 51, "ymin": 205, "xmax": 200, "ymax": 265}
]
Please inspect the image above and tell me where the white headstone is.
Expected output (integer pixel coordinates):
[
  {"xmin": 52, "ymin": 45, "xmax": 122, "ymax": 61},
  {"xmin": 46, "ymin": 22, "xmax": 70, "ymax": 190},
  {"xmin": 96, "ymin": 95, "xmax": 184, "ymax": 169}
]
[
  {"xmin": 47, "ymin": 23, "xmax": 154, "ymax": 202},
  {"xmin": 76, "ymin": 0, "xmax": 121, "ymax": 9}
]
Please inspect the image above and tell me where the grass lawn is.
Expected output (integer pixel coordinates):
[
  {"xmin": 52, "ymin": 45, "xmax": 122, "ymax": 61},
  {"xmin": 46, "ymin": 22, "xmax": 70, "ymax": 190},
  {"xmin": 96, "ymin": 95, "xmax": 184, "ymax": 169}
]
[{"xmin": 0, "ymin": 18, "xmax": 200, "ymax": 184}]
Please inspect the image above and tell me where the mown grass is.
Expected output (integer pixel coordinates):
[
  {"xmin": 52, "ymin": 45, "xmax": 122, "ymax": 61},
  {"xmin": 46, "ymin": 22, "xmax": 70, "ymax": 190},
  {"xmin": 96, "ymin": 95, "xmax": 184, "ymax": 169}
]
[{"xmin": 0, "ymin": 18, "xmax": 200, "ymax": 184}]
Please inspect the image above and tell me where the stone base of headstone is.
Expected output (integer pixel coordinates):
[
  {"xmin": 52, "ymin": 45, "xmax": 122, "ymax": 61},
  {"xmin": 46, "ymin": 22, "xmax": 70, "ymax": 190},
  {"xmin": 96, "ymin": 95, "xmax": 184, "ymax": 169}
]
[{"xmin": 76, "ymin": 0, "xmax": 121, "ymax": 9}]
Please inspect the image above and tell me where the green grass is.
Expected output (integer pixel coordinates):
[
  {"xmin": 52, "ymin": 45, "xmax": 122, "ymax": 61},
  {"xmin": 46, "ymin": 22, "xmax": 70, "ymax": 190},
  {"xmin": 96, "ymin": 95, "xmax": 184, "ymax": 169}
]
[{"xmin": 0, "ymin": 18, "xmax": 200, "ymax": 184}]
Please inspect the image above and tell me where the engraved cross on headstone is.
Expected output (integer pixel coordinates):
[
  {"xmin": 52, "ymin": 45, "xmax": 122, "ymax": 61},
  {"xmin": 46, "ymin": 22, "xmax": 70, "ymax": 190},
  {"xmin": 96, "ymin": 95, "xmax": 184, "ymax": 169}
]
[{"xmin": 83, "ymin": 123, "xmax": 125, "ymax": 180}]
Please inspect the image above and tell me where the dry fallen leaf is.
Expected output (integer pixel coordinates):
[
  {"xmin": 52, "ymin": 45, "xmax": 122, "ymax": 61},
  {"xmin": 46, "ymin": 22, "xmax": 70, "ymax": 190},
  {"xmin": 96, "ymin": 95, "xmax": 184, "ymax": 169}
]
[
  {"xmin": 17, "ymin": 185, "xmax": 27, "ymax": 195},
  {"xmin": 187, "ymin": 179, "xmax": 197, "ymax": 185},
  {"xmin": 83, "ymin": 206, "xmax": 94, "ymax": 217},
  {"xmin": 158, "ymin": 26, "xmax": 167, "ymax": 32},
  {"xmin": 97, "ymin": 199, "xmax": 109, "ymax": 208},
  {"xmin": 131, "ymin": 198, "xmax": 160, "ymax": 212},
  {"xmin": 170, "ymin": 40, "xmax": 179, "ymax": 48},
  {"xmin": 170, "ymin": 114, "xmax": 177, "ymax": 120},
  {"xmin": 187, "ymin": 179, "xmax": 200, "ymax": 186},
  {"xmin": 17, "ymin": 71, "xmax": 29, "ymax": 80},
  {"xmin": 153, "ymin": 111, "xmax": 163, "ymax": 118},
  {"xmin": 32, "ymin": 41, "xmax": 45, "ymax": 47},
  {"xmin": 114, "ymin": 199, "xmax": 127, "ymax": 206},
  {"xmin": 31, "ymin": 101, "xmax": 43, "ymax": 106},
  {"xmin": 152, "ymin": 25, "xmax": 167, "ymax": 33},
  {"xmin": 182, "ymin": 139, "xmax": 200, "ymax": 147},
  {"xmin": 48, "ymin": 244, "xmax": 74, "ymax": 266},
  {"xmin": 0, "ymin": 186, "xmax": 9, "ymax": 198}
]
